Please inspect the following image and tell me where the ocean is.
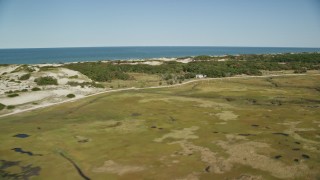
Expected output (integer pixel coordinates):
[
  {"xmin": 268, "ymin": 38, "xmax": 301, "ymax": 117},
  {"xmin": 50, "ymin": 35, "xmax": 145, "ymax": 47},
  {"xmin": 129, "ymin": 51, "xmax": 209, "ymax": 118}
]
[{"xmin": 0, "ymin": 46, "xmax": 319, "ymax": 64}]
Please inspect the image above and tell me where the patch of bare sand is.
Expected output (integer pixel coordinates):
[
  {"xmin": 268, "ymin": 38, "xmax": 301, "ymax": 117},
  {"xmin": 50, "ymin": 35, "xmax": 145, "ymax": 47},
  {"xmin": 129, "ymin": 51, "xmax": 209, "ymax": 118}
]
[
  {"xmin": 92, "ymin": 160, "xmax": 145, "ymax": 175},
  {"xmin": 216, "ymin": 139, "xmax": 310, "ymax": 179},
  {"xmin": 215, "ymin": 122, "xmax": 227, "ymax": 125},
  {"xmin": 216, "ymin": 111, "xmax": 238, "ymax": 121},
  {"xmin": 302, "ymin": 144, "xmax": 319, "ymax": 152},
  {"xmin": 141, "ymin": 61, "xmax": 163, "ymax": 66},
  {"xmin": 176, "ymin": 58, "xmax": 193, "ymax": 64},
  {"xmin": 154, "ymin": 126, "xmax": 199, "ymax": 142},
  {"xmin": 167, "ymin": 133, "xmax": 312, "ymax": 179},
  {"xmin": 225, "ymin": 134, "xmax": 247, "ymax": 141},
  {"xmin": 232, "ymin": 174, "xmax": 262, "ymax": 180},
  {"xmin": 176, "ymin": 172, "xmax": 200, "ymax": 180},
  {"xmin": 0, "ymin": 65, "xmax": 19, "ymax": 74},
  {"xmin": 278, "ymin": 121, "xmax": 319, "ymax": 145},
  {"xmin": 313, "ymin": 121, "xmax": 320, "ymax": 128},
  {"xmin": 1, "ymin": 91, "xmax": 54, "ymax": 105},
  {"xmin": 59, "ymin": 68, "xmax": 81, "ymax": 77},
  {"xmin": 170, "ymin": 140, "xmax": 232, "ymax": 174}
]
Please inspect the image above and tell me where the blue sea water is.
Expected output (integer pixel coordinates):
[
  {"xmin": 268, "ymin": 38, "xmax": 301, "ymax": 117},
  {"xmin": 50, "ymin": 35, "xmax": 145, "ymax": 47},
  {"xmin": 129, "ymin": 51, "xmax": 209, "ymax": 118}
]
[{"xmin": 0, "ymin": 46, "xmax": 319, "ymax": 64}]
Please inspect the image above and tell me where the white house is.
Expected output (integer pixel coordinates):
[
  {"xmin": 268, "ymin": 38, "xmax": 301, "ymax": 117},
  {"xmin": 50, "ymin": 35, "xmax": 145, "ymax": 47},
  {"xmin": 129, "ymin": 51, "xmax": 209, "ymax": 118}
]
[{"xmin": 196, "ymin": 74, "xmax": 207, "ymax": 79}]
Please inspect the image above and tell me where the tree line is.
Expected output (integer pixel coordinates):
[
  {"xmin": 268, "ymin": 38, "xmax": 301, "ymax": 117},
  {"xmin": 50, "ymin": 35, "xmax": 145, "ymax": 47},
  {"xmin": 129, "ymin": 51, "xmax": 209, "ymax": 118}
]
[{"xmin": 64, "ymin": 53, "xmax": 320, "ymax": 82}]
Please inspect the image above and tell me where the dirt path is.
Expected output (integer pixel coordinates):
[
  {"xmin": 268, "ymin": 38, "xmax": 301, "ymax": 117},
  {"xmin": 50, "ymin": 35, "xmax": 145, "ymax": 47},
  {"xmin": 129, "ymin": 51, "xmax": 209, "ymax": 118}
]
[{"xmin": 0, "ymin": 73, "xmax": 315, "ymax": 118}]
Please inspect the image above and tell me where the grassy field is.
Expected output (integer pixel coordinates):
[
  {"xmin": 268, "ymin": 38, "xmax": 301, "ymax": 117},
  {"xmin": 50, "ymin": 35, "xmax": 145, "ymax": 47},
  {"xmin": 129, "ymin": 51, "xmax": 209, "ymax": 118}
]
[
  {"xmin": 0, "ymin": 74, "xmax": 319, "ymax": 180},
  {"xmin": 101, "ymin": 73, "xmax": 163, "ymax": 89}
]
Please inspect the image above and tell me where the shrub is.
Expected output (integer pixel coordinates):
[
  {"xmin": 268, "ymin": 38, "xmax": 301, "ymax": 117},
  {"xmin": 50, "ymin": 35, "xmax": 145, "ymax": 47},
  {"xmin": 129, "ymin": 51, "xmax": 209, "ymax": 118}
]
[
  {"xmin": 11, "ymin": 65, "xmax": 35, "ymax": 73},
  {"xmin": 163, "ymin": 74, "xmax": 173, "ymax": 81},
  {"xmin": 5, "ymin": 90, "xmax": 14, "ymax": 94},
  {"xmin": 176, "ymin": 56, "xmax": 192, "ymax": 60},
  {"xmin": 91, "ymin": 82, "xmax": 105, "ymax": 88},
  {"xmin": 19, "ymin": 73, "xmax": 31, "ymax": 80},
  {"xmin": 25, "ymin": 67, "xmax": 35, "ymax": 72},
  {"xmin": 31, "ymin": 87, "xmax": 41, "ymax": 91},
  {"xmin": 0, "ymin": 103, "xmax": 5, "ymax": 111},
  {"xmin": 67, "ymin": 81, "xmax": 80, "ymax": 87},
  {"xmin": 34, "ymin": 76, "xmax": 58, "ymax": 85},
  {"xmin": 4, "ymin": 89, "xmax": 28, "ymax": 94},
  {"xmin": 184, "ymin": 73, "xmax": 196, "ymax": 79},
  {"xmin": 167, "ymin": 80, "xmax": 174, "ymax": 85},
  {"xmin": 7, "ymin": 105, "xmax": 15, "ymax": 109},
  {"xmin": 67, "ymin": 81, "xmax": 104, "ymax": 88},
  {"xmin": 61, "ymin": 53, "xmax": 320, "ymax": 81},
  {"xmin": 7, "ymin": 93, "xmax": 19, "ymax": 98},
  {"xmin": 194, "ymin": 55, "xmax": 212, "ymax": 60},
  {"xmin": 6, "ymin": 89, "xmax": 28, "ymax": 93},
  {"xmin": 294, "ymin": 69, "xmax": 307, "ymax": 74},
  {"xmin": 69, "ymin": 75, "xmax": 78, "ymax": 79},
  {"xmin": 39, "ymin": 66, "xmax": 56, "ymax": 71},
  {"xmin": 66, "ymin": 94, "xmax": 76, "ymax": 98}
]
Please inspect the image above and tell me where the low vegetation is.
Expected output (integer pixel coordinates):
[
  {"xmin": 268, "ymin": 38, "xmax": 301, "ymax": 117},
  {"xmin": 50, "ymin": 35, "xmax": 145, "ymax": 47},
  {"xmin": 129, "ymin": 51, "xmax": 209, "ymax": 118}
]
[
  {"xmin": 194, "ymin": 55, "xmax": 213, "ymax": 60},
  {"xmin": 19, "ymin": 73, "xmax": 31, "ymax": 80},
  {"xmin": 7, "ymin": 93, "xmax": 19, "ymax": 98},
  {"xmin": 176, "ymin": 56, "xmax": 192, "ymax": 60},
  {"xmin": 11, "ymin": 65, "xmax": 35, "ymax": 73},
  {"xmin": 68, "ymin": 75, "xmax": 78, "ymax": 79},
  {"xmin": 67, "ymin": 81, "xmax": 104, "ymax": 88},
  {"xmin": 9, "ymin": 79, "xmax": 21, "ymax": 83},
  {"xmin": 66, "ymin": 94, "xmax": 76, "ymax": 98},
  {"xmin": 39, "ymin": 66, "xmax": 56, "ymax": 71},
  {"xmin": 6, "ymin": 105, "xmax": 15, "ymax": 109},
  {"xmin": 294, "ymin": 68, "xmax": 307, "ymax": 74},
  {"xmin": 64, "ymin": 53, "xmax": 320, "ymax": 83},
  {"xmin": 34, "ymin": 76, "xmax": 58, "ymax": 85},
  {"xmin": 31, "ymin": 87, "xmax": 41, "ymax": 91},
  {"xmin": 5, "ymin": 89, "xmax": 28, "ymax": 94},
  {"xmin": 0, "ymin": 75, "xmax": 319, "ymax": 179},
  {"xmin": 0, "ymin": 103, "xmax": 5, "ymax": 111}
]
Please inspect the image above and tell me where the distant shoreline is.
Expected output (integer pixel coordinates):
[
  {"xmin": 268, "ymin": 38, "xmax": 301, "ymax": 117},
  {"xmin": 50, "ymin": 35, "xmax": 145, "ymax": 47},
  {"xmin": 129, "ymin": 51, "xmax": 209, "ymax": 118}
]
[
  {"xmin": 1, "ymin": 52, "xmax": 319, "ymax": 118},
  {"xmin": 0, "ymin": 46, "xmax": 319, "ymax": 65},
  {"xmin": 0, "ymin": 51, "xmax": 318, "ymax": 66},
  {"xmin": 2, "ymin": 45, "xmax": 320, "ymax": 50}
]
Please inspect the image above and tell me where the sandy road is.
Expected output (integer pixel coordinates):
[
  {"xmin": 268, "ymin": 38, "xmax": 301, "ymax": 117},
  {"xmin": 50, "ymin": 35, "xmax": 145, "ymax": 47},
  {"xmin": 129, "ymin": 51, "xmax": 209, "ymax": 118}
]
[{"xmin": 0, "ymin": 73, "xmax": 316, "ymax": 118}]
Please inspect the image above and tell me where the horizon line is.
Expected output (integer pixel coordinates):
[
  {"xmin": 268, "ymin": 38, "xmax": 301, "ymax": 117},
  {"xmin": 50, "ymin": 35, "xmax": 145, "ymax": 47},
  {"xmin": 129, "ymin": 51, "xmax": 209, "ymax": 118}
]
[{"xmin": 1, "ymin": 45, "xmax": 320, "ymax": 50}]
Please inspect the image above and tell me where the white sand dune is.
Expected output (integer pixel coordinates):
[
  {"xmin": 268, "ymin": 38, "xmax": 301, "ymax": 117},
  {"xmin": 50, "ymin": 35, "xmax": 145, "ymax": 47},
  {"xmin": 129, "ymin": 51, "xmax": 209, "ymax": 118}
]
[
  {"xmin": 59, "ymin": 68, "xmax": 81, "ymax": 76},
  {"xmin": 0, "ymin": 65, "xmax": 19, "ymax": 75},
  {"xmin": 0, "ymin": 65, "xmax": 102, "ymax": 109},
  {"xmin": 1, "ymin": 91, "xmax": 53, "ymax": 105}
]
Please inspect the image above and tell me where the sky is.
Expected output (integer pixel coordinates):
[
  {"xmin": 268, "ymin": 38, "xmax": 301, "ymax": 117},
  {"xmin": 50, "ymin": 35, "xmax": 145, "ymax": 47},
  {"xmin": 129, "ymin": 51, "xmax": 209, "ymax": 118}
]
[{"xmin": 0, "ymin": 0, "xmax": 319, "ymax": 48}]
